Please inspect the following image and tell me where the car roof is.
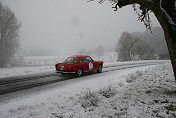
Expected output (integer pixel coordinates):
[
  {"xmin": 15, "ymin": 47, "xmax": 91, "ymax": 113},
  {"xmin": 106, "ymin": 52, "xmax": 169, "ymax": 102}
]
[{"xmin": 69, "ymin": 55, "xmax": 89, "ymax": 59}]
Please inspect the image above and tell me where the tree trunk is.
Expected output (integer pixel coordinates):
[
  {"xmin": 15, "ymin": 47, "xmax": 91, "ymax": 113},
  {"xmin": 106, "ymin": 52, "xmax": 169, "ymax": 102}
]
[
  {"xmin": 129, "ymin": 51, "xmax": 132, "ymax": 61},
  {"xmin": 165, "ymin": 30, "xmax": 176, "ymax": 81},
  {"xmin": 154, "ymin": 8, "xmax": 176, "ymax": 81},
  {"xmin": 127, "ymin": 50, "xmax": 131, "ymax": 61}
]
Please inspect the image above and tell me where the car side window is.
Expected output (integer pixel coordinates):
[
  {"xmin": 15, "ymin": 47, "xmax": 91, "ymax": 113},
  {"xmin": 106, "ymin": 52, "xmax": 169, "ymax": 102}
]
[
  {"xmin": 85, "ymin": 57, "xmax": 93, "ymax": 62},
  {"xmin": 80, "ymin": 57, "xmax": 86, "ymax": 63},
  {"xmin": 64, "ymin": 57, "xmax": 77, "ymax": 64}
]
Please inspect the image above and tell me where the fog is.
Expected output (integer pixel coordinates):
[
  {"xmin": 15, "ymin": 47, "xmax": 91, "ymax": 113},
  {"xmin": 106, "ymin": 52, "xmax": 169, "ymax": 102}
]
[{"xmin": 1, "ymin": 0, "xmax": 160, "ymax": 55}]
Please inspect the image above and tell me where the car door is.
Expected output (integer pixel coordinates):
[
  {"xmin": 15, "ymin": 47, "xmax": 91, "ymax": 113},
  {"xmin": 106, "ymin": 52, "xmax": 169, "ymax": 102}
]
[
  {"xmin": 85, "ymin": 56, "xmax": 95, "ymax": 72},
  {"xmin": 79, "ymin": 57, "xmax": 88, "ymax": 72}
]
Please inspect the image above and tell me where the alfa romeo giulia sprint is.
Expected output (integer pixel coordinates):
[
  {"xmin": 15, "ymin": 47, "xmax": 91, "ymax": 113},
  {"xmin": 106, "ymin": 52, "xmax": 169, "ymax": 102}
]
[{"xmin": 55, "ymin": 55, "xmax": 103, "ymax": 77}]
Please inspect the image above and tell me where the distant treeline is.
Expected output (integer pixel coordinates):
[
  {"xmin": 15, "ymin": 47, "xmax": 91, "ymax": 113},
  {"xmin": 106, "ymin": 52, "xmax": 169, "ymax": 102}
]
[{"xmin": 116, "ymin": 27, "xmax": 169, "ymax": 61}]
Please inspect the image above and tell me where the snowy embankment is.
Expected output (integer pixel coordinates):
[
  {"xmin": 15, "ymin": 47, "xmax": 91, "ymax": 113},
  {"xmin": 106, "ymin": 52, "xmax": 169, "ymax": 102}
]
[{"xmin": 0, "ymin": 63, "xmax": 175, "ymax": 118}]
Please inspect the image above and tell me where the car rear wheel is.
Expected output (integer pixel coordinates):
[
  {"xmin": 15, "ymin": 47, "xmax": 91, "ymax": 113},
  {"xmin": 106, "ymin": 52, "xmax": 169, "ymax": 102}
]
[
  {"xmin": 76, "ymin": 69, "xmax": 83, "ymax": 77},
  {"xmin": 97, "ymin": 65, "xmax": 102, "ymax": 73}
]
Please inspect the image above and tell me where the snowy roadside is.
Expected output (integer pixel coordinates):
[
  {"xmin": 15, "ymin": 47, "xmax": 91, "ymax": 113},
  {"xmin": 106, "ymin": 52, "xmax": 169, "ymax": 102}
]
[
  {"xmin": 0, "ymin": 63, "xmax": 175, "ymax": 118},
  {"xmin": 0, "ymin": 66, "xmax": 55, "ymax": 78}
]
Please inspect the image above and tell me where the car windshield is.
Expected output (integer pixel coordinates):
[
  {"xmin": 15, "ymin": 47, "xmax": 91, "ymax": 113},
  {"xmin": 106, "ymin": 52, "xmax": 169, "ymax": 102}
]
[{"xmin": 64, "ymin": 57, "xmax": 77, "ymax": 64}]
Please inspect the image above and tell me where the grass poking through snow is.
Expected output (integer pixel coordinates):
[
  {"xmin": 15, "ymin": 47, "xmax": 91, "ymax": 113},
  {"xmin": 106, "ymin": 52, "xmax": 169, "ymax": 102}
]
[
  {"xmin": 98, "ymin": 85, "xmax": 116, "ymax": 98},
  {"xmin": 78, "ymin": 90, "xmax": 99, "ymax": 110}
]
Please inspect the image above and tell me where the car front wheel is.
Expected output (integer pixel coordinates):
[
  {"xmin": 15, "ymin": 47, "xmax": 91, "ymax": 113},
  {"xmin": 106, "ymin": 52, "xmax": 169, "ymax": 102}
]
[
  {"xmin": 76, "ymin": 69, "xmax": 83, "ymax": 77},
  {"xmin": 97, "ymin": 65, "xmax": 102, "ymax": 73}
]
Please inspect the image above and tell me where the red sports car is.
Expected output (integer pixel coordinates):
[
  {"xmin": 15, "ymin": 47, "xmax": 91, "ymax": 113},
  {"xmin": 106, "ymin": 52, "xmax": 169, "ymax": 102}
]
[{"xmin": 55, "ymin": 55, "xmax": 103, "ymax": 76}]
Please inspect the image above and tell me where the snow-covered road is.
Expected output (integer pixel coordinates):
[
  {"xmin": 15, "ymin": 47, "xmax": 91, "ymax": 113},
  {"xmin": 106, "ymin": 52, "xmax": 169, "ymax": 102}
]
[{"xmin": 0, "ymin": 60, "xmax": 168, "ymax": 95}]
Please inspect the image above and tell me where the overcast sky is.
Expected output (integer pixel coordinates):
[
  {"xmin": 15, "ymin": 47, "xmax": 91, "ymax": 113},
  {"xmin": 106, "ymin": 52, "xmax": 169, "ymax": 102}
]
[{"xmin": 1, "ymin": 0, "xmax": 160, "ymax": 54}]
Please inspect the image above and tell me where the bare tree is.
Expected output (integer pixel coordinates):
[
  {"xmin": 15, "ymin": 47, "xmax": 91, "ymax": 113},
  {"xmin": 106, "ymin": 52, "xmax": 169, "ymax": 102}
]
[
  {"xmin": 116, "ymin": 32, "xmax": 139, "ymax": 61},
  {"xmin": 132, "ymin": 39, "xmax": 155, "ymax": 60},
  {"xmin": 92, "ymin": 0, "xmax": 176, "ymax": 80},
  {"xmin": 117, "ymin": 29, "xmax": 169, "ymax": 61},
  {"xmin": 0, "ymin": 3, "xmax": 20, "ymax": 67},
  {"xmin": 132, "ymin": 27, "xmax": 169, "ymax": 60}
]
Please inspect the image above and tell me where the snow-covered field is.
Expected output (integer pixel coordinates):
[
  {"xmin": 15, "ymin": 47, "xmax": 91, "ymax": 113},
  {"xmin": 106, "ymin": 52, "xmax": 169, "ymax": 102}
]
[{"xmin": 0, "ymin": 63, "xmax": 175, "ymax": 118}]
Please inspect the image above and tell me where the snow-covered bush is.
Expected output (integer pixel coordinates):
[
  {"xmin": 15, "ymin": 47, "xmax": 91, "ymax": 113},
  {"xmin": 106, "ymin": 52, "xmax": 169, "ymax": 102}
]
[
  {"xmin": 98, "ymin": 85, "xmax": 116, "ymax": 98},
  {"xmin": 126, "ymin": 74, "xmax": 136, "ymax": 83},
  {"xmin": 78, "ymin": 90, "xmax": 99, "ymax": 109},
  {"xmin": 135, "ymin": 70, "xmax": 143, "ymax": 77},
  {"xmin": 51, "ymin": 112, "xmax": 64, "ymax": 118},
  {"xmin": 126, "ymin": 71, "xmax": 143, "ymax": 83}
]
